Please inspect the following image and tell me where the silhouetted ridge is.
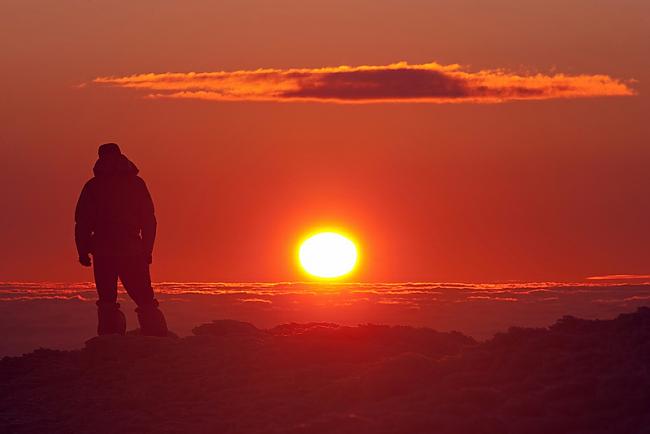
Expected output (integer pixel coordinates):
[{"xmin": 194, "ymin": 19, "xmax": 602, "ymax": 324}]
[
  {"xmin": 192, "ymin": 319, "xmax": 265, "ymax": 337},
  {"xmin": 3, "ymin": 308, "xmax": 650, "ymax": 434}
]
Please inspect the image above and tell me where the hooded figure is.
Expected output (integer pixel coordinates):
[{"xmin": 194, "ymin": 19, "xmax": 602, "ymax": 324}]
[{"xmin": 75, "ymin": 143, "xmax": 168, "ymax": 336}]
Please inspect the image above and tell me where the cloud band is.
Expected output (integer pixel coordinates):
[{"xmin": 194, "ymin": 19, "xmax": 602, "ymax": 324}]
[{"xmin": 93, "ymin": 61, "xmax": 635, "ymax": 104}]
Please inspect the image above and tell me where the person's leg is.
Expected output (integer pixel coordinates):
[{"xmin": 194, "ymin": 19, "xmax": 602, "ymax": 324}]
[
  {"xmin": 93, "ymin": 255, "xmax": 119, "ymax": 304},
  {"xmin": 119, "ymin": 255, "xmax": 168, "ymax": 336},
  {"xmin": 92, "ymin": 255, "xmax": 126, "ymax": 335},
  {"xmin": 118, "ymin": 255, "xmax": 155, "ymax": 307}
]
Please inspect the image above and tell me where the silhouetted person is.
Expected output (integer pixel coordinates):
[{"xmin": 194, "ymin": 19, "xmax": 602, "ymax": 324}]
[{"xmin": 75, "ymin": 143, "xmax": 168, "ymax": 336}]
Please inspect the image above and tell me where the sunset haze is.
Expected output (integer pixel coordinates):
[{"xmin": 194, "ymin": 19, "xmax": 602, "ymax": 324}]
[{"xmin": 2, "ymin": 0, "xmax": 649, "ymax": 282}]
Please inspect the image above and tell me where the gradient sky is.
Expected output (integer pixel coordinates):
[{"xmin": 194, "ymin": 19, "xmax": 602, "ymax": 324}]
[{"xmin": 2, "ymin": 0, "xmax": 649, "ymax": 282}]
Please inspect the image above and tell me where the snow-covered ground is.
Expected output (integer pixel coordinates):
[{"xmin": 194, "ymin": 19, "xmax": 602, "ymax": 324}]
[{"xmin": 3, "ymin": 309, "xmax": 650, "ymax": 434}]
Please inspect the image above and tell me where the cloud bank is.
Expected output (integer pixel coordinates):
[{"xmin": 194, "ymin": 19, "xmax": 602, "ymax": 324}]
[
  {"xmin": 93, "ymin": 61, "xmax": 635, "ymax": 104},
  {"xmin": 3, "ymin": 280, "xmax": 650, "ymax": 356}
]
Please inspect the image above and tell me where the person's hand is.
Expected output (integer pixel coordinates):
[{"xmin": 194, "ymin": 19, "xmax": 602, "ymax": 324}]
[{"xmin": 79, "ymin": 254, "xmax": 92, "ymax": 267}]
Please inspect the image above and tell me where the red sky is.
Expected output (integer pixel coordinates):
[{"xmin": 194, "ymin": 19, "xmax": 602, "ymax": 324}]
[{"xmin": 1, "ymin": 0, "xmax": 649, "ymax": 282}]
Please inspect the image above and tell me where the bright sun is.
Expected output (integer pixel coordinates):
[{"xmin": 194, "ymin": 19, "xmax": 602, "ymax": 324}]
[{"xmin": 299, "ymin": 232, "xmax": 358, "ymax": 278}]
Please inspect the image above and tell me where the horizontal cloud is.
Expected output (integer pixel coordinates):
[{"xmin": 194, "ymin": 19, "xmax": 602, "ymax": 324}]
[
  {"xmin": 93, "ymin": 61, "xmax": 635, "ymax": 104},
  {"xmin": 587, "ymin": 274, "xmax": 650, "ymax": 281}
]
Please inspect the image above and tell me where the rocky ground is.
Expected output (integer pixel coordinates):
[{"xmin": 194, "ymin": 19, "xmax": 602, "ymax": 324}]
[{"xmin": 3, "ymin": 308, "xmax": 650, "ymax": 433}]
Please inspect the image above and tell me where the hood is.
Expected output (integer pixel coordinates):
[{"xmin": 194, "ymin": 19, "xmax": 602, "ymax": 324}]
[{"xmin": 93, "ymin": 154, "xmax": 139, "ymax": 177}]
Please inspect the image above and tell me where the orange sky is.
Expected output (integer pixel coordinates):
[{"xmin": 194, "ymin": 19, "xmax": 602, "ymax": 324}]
[{"xmin": 1, "ymin": 0, "xmax": 649, "ymax": 282}]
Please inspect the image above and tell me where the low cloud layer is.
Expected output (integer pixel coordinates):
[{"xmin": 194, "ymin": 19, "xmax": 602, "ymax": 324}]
[
  {"xmin": 3, "ymin": 280, "xmax": 650, "ymax": 356},
  {"xmin": 93, "ymin": 61, "xmax": 635, "ymax": 103}
]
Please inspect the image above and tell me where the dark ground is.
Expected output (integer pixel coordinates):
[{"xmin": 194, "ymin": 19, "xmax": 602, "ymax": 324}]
[{"xmin": 3, "ymin": 308, "xmax": 650, "ymax": 434}]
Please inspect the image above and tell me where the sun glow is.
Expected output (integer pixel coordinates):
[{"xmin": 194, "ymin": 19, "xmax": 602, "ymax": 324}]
[{"xmin": 298, "ymin": 232, "xmax": 358, "ymax": 278}]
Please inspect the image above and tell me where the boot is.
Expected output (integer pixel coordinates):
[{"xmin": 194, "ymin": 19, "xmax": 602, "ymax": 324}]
[
  {"xmin": 96, "ymin": 301, "xmax": 127, "ymax": 335},
  {"xmin": 136, "ymin": 300, "xmax": 169, "ymax": 337}
]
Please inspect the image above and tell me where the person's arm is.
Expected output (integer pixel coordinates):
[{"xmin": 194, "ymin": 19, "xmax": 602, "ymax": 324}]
[
  {"xmin": 74, "ymin": 181, "xmax": 94, "ymax": 266},
  {"xmin": 139, "ymin": 178, "xmax": 157, "ymax": 264}
]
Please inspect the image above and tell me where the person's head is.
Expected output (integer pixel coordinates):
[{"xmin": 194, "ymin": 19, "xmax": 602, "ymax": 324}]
[{"xmin": 98, "ymin": 143, "xmax": 121, "ymax": 158}]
